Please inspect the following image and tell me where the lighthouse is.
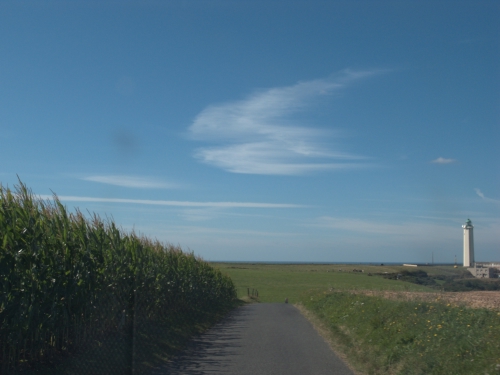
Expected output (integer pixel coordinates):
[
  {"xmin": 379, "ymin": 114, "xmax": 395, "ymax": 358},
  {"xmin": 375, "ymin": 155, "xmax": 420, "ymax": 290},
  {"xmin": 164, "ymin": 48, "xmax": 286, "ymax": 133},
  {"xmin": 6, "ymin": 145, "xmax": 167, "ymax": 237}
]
[{"xmin": 462, "ymin": 219, "xmax": 474, "ymax": 267}]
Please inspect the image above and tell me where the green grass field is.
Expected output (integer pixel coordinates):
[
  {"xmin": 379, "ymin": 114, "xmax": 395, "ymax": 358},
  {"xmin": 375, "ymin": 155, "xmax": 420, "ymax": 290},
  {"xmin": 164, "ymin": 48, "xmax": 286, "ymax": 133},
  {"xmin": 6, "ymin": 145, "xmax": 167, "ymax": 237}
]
[{"xmin": 212, "ymin": 263, "xmax": 460, "ymax": 303}]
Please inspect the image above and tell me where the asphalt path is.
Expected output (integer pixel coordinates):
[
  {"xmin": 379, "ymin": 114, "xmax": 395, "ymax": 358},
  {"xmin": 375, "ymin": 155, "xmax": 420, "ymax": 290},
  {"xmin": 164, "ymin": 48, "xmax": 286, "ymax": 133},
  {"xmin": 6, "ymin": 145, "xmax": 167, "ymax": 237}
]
[{"xmin": 154, "ymin": 303, "xmax": 354, "ymax": 375}]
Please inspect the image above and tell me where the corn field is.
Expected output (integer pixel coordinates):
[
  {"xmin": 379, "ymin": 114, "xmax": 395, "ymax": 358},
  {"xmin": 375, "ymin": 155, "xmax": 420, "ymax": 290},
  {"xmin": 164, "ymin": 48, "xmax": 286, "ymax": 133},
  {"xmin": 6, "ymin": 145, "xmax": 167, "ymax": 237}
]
[{"xmin": 0, "ymin": 181, "xmax": 237, "ymax": 374}]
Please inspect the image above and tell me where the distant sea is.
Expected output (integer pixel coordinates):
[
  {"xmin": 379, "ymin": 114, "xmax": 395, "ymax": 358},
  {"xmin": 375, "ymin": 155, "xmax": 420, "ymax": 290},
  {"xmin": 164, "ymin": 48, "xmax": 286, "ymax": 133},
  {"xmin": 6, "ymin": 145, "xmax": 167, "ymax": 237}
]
[{"xmin": 211, "ymin": 261, "xmax": 455, "ymax": 266}]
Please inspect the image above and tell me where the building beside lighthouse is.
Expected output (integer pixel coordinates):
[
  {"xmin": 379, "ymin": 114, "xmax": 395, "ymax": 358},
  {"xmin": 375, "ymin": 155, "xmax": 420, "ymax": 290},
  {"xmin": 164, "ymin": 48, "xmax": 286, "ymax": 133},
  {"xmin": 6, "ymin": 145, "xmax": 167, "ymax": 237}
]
[{"xmin": 462, "ymin": 218, "xmax": 474, "ymax": 267}]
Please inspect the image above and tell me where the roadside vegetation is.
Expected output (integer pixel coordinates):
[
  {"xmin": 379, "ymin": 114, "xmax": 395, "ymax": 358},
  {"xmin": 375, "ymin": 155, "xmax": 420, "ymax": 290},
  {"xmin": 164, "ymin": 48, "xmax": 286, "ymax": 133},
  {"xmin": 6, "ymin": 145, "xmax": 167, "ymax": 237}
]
[
  {"xmin": 301, "ymin": 290, "xmax": 500, "ymax": 375},
  {"xmin": 380, "ymin": 269, "xmax": 500, "ymax": 291},
  {"xmin": 0, "ymin": 181, "xmax": 237, "ymax": 374}
]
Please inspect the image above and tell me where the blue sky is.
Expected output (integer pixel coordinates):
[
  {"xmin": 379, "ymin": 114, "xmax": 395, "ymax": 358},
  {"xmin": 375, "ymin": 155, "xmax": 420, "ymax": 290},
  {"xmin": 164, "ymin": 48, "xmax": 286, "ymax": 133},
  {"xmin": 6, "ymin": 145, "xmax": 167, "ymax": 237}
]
[{"xmin": 1, "ymin": 0, "xmax": 499, "ymax": 263}]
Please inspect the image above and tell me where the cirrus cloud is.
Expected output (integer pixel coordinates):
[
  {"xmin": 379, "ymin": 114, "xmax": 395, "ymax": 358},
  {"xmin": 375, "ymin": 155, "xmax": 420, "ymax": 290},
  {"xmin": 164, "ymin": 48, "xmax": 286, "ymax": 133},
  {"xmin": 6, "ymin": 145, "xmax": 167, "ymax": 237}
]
[
  {"xmin": 39, "ymin": 195, "xmax": 305, "ymax": 209},
  {"xmin": 431, "ymin": 157, "xmax": 456, "ymax": 164},
  {"xmin": 475, "ymin": 188, "xmax": 500, "ymax": 205},
  {"xmin": 189, "ymin": 69, "xmax": 386, "ymax": 175},
  {"xmin": 82, "ymin": 175, "xmax": 180, "ymax": 189}
]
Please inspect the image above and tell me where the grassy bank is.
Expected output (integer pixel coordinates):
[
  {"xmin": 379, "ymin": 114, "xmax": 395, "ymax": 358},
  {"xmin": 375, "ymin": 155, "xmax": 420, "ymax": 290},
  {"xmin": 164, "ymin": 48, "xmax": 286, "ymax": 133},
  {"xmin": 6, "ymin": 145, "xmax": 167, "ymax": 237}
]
[
  {"xmin": 0, "ymin": 181, "xmax": 237, "ymax": 374},
  {"xmin": 300, "ymin": 290, "xmax": 500, "ymax": 375}
]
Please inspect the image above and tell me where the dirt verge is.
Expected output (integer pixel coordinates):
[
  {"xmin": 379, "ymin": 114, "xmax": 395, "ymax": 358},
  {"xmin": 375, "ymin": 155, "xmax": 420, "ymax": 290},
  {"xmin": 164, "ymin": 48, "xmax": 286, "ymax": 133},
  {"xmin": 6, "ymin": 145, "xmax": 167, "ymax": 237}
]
[{"xmin": 348, "ymin": 290, "xmax": 500, "ymax": 310}]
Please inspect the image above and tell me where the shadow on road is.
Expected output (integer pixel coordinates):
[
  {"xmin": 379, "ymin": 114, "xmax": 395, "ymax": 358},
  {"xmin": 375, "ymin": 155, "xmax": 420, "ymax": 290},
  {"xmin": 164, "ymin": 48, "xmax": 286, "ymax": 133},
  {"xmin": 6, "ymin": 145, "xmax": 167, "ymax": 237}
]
[{"xmin": 152, "ymin": 307, "xmax": 251, "ymax": 375}]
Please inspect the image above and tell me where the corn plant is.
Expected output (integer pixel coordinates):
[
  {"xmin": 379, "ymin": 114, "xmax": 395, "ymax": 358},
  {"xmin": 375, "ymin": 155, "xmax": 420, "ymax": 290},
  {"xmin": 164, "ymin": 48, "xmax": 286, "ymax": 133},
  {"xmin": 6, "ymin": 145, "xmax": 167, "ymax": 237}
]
[{"xmin": 0, "ymin": 180, "xmax": 236, "ymax": 373}]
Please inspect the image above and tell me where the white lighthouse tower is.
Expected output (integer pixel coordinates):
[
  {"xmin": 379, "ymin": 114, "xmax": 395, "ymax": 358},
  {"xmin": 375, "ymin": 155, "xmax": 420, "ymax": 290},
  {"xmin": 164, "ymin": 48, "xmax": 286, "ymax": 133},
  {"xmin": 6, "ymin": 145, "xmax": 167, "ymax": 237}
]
[{"xmin": 462, "ymin": 218, "xmax": 474, "ymax": 267}]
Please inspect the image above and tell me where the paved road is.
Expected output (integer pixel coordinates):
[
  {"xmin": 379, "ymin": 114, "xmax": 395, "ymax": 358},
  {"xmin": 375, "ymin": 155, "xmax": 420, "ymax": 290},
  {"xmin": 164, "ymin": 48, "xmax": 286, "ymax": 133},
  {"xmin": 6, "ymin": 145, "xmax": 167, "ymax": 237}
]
[{"xmin": 154, "ymin": 303, "xmax": 354, "ymax": 375}]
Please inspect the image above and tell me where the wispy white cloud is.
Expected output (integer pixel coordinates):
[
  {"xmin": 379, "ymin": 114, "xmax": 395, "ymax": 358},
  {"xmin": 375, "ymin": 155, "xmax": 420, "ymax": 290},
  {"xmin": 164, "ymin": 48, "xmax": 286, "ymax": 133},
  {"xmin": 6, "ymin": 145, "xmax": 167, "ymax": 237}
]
[
  {"xmin": 431, "ymin": 157, "xmax": 456, "ymax": 164},
  {"xmin": 475, "ymin": 188, "xmax": 500, "ymax": 205},
  {"xmin": 314, "ymin": 215, "xmax": 500, "ymax": 250},
  {"xmin": 314, "ymin": 216, "xmax": 458, "ymax": 240},
  {"xmin": 145, "ymin": 224, "xmax": 303, "ymax": 238},
  {"xmin": 39, "ymin": 195, "xmax": 305, "ymax": 209},
  {"xmin": 475, "ymin": 188, "xmax": 485, "ymax": 199},
  {"xmin": 82, "ymin": 175, "xmax": 179, "ymax": 189},
  {"xmin": 178, "ymin": 208, "xmax": 220, "ymax": 222},
  {"xmin": 189, "ymin": 69, "xmax": 385, "ymax": 175}
]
